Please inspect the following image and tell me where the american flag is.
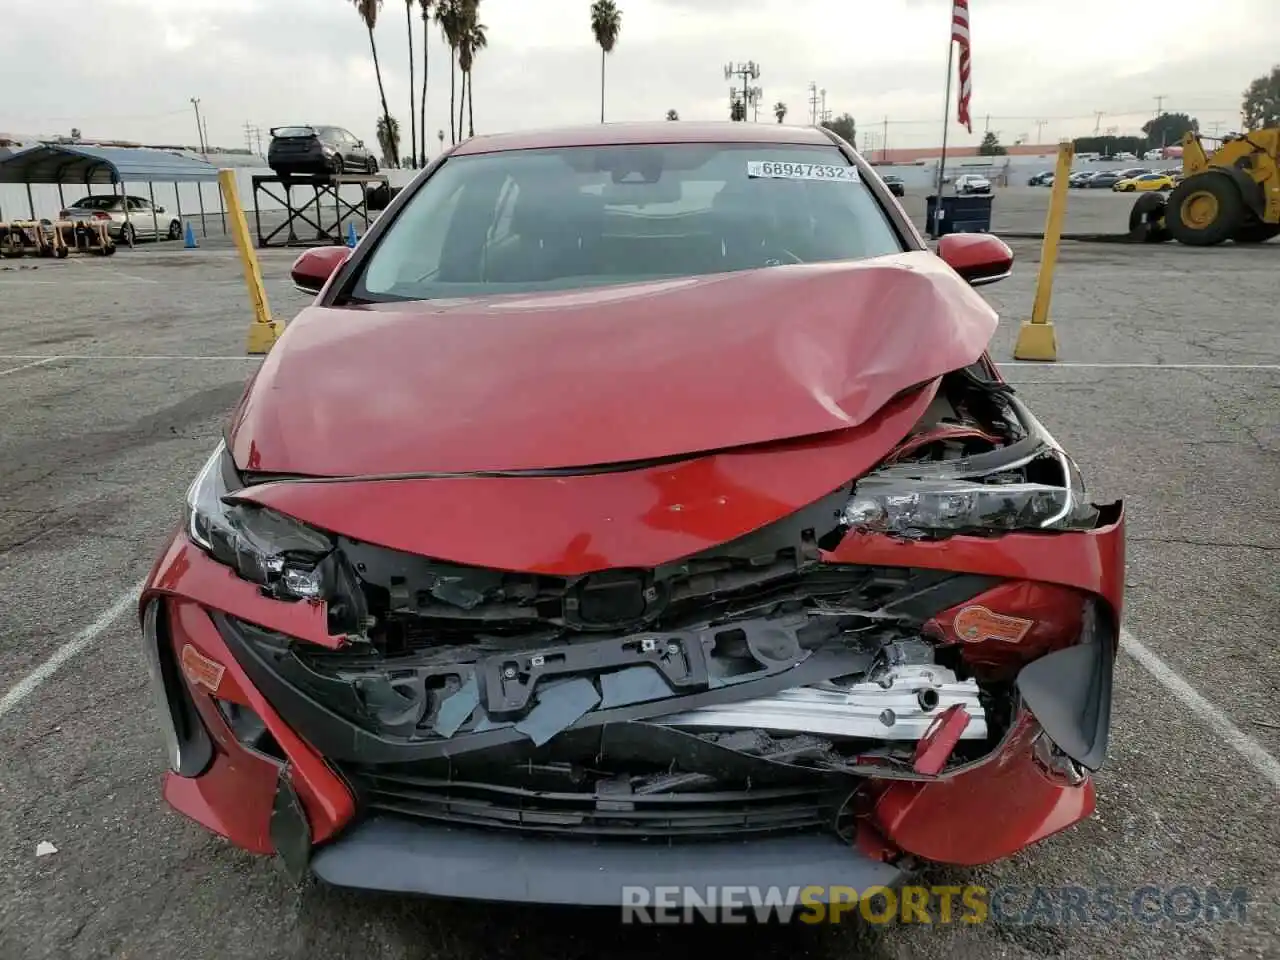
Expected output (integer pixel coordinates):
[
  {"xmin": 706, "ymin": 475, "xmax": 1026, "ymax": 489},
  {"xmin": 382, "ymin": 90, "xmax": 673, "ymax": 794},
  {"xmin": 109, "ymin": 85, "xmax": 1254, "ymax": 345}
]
[{"xmin": 952, "ymin": 0, "xmax": 973, "ymax": 133}]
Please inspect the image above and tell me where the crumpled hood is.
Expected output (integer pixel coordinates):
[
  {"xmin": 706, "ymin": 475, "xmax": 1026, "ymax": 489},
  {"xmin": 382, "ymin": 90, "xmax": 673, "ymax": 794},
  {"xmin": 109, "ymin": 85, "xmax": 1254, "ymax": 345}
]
[{"xmin": 229, "ymin": 252, "xmax": 997, "ymax": 477}]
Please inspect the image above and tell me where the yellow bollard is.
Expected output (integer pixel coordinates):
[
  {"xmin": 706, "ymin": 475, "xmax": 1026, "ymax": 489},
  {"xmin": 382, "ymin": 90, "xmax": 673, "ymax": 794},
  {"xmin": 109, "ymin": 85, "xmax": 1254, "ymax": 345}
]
[
  {"xmin": 218, "ymin": 169, "xmax": 284, "ymax": 355},
  {"xmin": 1012, "ymin": 141, "xmax": 1073, "ymax": 361}
]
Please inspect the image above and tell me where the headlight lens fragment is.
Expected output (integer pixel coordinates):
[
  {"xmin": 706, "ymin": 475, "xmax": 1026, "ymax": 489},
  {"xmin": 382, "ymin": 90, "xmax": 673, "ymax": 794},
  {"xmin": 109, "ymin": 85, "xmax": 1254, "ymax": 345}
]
[{"xmin": 185, "ymin": 441, "xmax": 334, "ymax": 600}]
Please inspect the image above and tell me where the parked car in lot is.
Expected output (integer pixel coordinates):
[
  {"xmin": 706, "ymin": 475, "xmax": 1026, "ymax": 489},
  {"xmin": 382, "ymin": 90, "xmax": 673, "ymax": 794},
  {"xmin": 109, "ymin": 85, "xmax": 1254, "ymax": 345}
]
[
  {"xmin": 1068, "ymin": 171, "xmax": 1097, "ymax": 188},
  {"xmin": 881, "ymin": 173, "xmax": 906, "ymax": 197},
  {"xmin": 268, "ymin": 125, "xmax": 378, "ymax": 176},
  {"xmin": 60, "ymin": 194, "xmax": 181, "ymax": 245},
  {"xmin": 954, "ymin": 173, "xmax": 992, "ymax": 195},
  {"xmin": 1027, "ymin": 170, "xmax": 1054, "ymax": 186},
  {"xmin": 1084, "ymin": 171, "xmax": 1125, "ymax": 189},
  {"xmin": 1113, "ymin": 172, "xmax": 1175, "ymax": 192},
  {"xmin": 144, "ymin": 121, "xmax": 1122, "ymax": 907}
]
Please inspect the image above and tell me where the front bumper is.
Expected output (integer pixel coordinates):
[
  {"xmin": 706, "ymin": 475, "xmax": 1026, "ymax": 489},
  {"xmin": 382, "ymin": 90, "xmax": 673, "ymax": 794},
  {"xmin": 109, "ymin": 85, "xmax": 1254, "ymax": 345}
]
[
  {"xmin": 311, "ymin": 818, "xmax": 903, "ymax": 904},
  {"xmin": 141, "ymin": 507, "xmax": 1120, "ymax": 901}
]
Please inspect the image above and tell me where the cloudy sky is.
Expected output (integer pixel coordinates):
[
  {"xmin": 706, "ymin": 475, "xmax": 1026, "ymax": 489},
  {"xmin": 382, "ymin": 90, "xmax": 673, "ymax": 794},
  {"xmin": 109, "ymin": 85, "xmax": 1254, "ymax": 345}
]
[{"xmin": 4, "ymin": 0, "xmax": 1276, "ymax": 153}]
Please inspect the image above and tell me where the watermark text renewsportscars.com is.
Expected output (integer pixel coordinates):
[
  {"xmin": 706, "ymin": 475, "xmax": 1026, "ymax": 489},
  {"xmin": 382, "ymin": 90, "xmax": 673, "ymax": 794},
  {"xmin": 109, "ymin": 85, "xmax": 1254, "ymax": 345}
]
[{"xmin": 620, "ymin": 884, "xmax": 1250, "ymax": 925}]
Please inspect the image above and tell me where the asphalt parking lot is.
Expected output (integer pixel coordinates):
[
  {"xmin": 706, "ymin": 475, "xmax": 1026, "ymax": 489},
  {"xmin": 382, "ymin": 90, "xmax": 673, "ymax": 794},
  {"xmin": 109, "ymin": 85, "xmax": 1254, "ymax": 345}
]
[{"xmin": 0, "ymin": 187, "xmax": 1277, "ymax": 960}]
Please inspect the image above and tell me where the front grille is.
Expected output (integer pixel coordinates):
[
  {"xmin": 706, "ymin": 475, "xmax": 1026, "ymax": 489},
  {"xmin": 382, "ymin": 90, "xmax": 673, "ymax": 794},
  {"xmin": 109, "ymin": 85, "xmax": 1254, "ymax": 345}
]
[{"xmin": 348, "ymin": 769, "xmax": 843, "ymax": 840}]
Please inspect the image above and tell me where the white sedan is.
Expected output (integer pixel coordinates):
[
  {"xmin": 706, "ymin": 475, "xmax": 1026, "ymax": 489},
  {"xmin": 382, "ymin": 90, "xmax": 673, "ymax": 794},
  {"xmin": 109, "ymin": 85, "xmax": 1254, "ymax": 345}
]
[
  {"xmin": 955, "ymin": 174, "xmax": 992, "ymax": 195},
  {"xmin": 59, "ymin": 195, "xmax": 182, "ymax": 245}
]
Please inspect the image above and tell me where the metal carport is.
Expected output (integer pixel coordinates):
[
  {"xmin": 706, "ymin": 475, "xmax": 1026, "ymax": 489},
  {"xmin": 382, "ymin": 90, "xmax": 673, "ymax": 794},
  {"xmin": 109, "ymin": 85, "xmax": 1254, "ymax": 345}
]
[{"xmin": 0, "ymin": 144, "xmax": 225, "ymax": 239}]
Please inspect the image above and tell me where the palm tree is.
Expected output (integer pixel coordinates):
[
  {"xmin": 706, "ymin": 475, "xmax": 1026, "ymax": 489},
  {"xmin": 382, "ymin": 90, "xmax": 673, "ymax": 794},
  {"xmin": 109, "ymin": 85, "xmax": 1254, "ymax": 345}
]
[
  {"xmin": 666, "ymin": 109, "xmax": 679, "ymax": 121},
  {"xmin": 353, "ymin": 0, "xmax": 399, "ymax": 167},
  {"xmin": 589, "ymin": 0, "xmax": 622, "ymax": 123},
  {"xmin": 457, "ymin": 4, "xmax": 487, "ymax": 139},
  {"xmin": 435, "ymin": 0, "xmax": 464, "ymax": 144},
  {"xmin": 774, "ymin": 101, "xmax": 787, "ymax": 124},
  {"xmin": 418, "ymin": 0, "xmax": 433, "ymax": 161},
  {"xmin": 405, "ymin": 0, "xmax": 416, "ymax": 167},
  {"xmin": 376, "ymin": 114, "xmax": 401, "ymax": 166}
]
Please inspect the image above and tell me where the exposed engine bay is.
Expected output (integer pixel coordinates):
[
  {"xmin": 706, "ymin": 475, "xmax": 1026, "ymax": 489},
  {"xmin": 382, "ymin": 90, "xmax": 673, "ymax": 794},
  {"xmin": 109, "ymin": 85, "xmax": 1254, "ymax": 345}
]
[{"xmin": 211, "ymin": 363, "xmax": 1103, "ymax": 840}]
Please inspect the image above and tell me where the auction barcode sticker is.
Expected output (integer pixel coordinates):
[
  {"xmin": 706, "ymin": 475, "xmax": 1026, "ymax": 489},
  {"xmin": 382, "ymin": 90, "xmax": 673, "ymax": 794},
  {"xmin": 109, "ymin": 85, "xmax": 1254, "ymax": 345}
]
[{"xmin": 746, "ymin": 160, "xmax": 861, "ymax": 182}]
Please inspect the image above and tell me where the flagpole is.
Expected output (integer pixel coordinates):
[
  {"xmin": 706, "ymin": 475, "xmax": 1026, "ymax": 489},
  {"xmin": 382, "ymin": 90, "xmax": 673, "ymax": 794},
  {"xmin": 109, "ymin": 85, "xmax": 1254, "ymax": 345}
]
[{"xmin": 933, "ymin": 33, "xmax": 955, "ymax": 239}]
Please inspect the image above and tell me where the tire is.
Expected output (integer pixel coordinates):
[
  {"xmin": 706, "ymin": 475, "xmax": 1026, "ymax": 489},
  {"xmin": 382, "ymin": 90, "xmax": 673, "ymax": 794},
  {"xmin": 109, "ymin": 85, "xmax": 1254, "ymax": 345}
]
[
  {"xmin": 1165, "ymin": 174, "xmax": 1244, "ymax": 247},
  {"xmin": 366, "ymin": 158, "xmax": 378, "ymax": 174},
  {"xmin": 119, "ymin": 223, "xmax": 136, "ymax": 247},
  {"xmin": 330, "ymin": 156, "xmax": 345, "ymax": 176},
  {"xmin": 1129, "ymin": 193, "xmax": 1171, "ymax": 243},
  {"xmin": 1233, "ymin": 222, "xmax": 1280, "ymax": 244},
  {"xmin": 167, "ymin": 220, "xmax": 182, "ymax": 241}
]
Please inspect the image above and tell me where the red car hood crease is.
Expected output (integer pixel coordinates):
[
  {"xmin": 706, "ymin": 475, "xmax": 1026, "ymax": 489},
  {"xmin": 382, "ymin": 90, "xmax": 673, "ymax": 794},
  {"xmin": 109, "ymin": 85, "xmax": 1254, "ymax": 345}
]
[
  {"xmin": 229, "ymin": 253, "xmax": 997, "ymax": 477},
  {"xmin": 234, "ymin": 385, "xmax": 938, "ymax": 574}
]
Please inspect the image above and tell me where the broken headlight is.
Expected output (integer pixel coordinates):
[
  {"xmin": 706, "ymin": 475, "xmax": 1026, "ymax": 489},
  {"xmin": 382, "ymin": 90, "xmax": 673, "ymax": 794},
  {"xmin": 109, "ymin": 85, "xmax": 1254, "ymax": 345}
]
[
  {"xmin": 185, "ymin": 441, "xmax": 335, "ymax": 600},
  {"xmin": 844, "ymin": 408, "xmax": 1098, "ymax": 538}
]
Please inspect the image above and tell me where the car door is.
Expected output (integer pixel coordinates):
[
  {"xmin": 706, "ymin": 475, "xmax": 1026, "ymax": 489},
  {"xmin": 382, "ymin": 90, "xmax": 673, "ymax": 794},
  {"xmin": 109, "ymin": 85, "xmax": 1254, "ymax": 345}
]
[
  {"xmin": 130, "ymin": 197, "xmax": 160, "ymax": 237},
  {"xmin": 339, "ymin": 129, "xmax": 360, "ymax": 168}
]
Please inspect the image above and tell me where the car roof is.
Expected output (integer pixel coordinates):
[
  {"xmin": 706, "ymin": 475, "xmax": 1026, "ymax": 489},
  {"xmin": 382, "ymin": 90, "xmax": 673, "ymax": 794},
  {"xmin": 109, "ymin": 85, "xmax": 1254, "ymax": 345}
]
[{"xmin": 451, "ymin": 121, "xmax": 836, "ymax": 156}]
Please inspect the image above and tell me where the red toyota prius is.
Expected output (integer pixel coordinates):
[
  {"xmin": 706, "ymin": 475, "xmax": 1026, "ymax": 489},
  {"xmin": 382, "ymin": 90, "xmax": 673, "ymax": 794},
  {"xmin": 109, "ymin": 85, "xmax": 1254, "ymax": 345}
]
[{"xmin": 140, "ymin": 122, "xmax": 1123, "ymax": 906}]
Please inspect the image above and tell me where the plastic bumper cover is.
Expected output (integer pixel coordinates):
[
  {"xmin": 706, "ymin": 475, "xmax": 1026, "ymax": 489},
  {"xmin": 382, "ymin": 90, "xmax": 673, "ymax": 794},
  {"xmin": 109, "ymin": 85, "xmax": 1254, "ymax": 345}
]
[{"xmin": 310, "ymin": 817, "xmax": 904, "ymax": 905}]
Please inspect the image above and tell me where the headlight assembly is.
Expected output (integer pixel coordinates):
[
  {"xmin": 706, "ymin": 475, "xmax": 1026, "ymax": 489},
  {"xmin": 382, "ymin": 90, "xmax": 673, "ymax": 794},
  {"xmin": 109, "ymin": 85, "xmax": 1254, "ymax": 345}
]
[
  {"xmin": 843, "ymin": 399, "xmax": 1099, "ymax": 539},
  {"xmin": 185, "ymin": 441, "xmax": 336, "ymax": 600}
]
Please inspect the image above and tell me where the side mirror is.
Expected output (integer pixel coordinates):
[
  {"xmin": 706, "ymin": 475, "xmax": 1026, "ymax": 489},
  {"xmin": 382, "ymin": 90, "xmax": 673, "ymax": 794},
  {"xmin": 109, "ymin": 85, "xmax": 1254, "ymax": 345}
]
[
  {"xmin": 156, "ymin": 205, "xmax": 166, "ymax": 214},
  {"xmin": 291, "ymin": 246, "xmax": 351, "ymax": 294},
  {"xmin": 937, "ymin": 233, "xmax": 1013, "ymax": 287},
  {"xmin": 355, "ymin": 140, "xmax": 365, "ymax": 148}
]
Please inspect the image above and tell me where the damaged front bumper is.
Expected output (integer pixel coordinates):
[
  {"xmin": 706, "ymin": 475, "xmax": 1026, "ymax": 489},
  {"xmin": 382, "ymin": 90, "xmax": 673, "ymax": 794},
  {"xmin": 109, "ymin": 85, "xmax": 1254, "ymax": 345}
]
[{"xmin": 142, "ymin": 497, "xmax": 1121, "ymax": 902}]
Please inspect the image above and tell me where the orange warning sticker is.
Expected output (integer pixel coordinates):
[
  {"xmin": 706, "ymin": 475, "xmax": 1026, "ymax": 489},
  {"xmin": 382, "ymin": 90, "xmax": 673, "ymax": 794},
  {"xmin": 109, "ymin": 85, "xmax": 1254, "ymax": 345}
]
[
  {"xmin": 952, "ymin": 605, "xmax": 1034, "ymax": 644},
  {"xmin": 181, "ymin": 644, "xmax": 225, "ymax": 693}
]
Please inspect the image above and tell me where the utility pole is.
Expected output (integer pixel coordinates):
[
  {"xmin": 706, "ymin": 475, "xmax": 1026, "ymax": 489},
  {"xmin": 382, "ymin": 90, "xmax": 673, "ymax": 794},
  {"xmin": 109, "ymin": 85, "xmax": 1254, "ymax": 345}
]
[
  {"xmin": 724, "ymin": 62, "xmax": 761, "ymax": 124},
  {"xmin": 243, "ymin": 121, "xmax": 263, "ymax": 156},
  {"xmin": 882, "ymin": 116, "xmax": 888, "ymax": 161},
  {"xmin": 1093, "ymin": 111, "xmax": 1104, "ymax": 135},
  {"xmin": 807, "ymin": 81, "xmax": 819, "ymax": 125},
  {"xmin": 820, "ymin": 88, "xmax": 827, "ymax": 124},
  {"xmin": 984, "ymin": 113, "xmax": 990, "ymax": 134},
  {"xmin": 1035, "ymin": 119, "xmax": 1047, "ymax": 143},
  {"xmin": 190, "ymin": 97, "xmax": 207, "ymax": 157},
  {"xmin": 1154, "ymin": 95, "xmax": 1166, "ymax": 118},
  {"xmin": 203, "ymin": 116, "xmax": 211, "ymax": 156}
]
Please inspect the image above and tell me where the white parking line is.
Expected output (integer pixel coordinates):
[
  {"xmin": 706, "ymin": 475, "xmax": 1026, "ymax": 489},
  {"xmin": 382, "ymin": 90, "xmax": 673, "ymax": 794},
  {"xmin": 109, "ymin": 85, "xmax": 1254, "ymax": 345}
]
[
  {"xmin": 1000, "ymin": 362, "xmax": 1280, "ymax": 371},
  {"xmin": 0, "ymin": 355, "xmax": 260, "ymax": 362},
  {"xmin": 1121, "ymin": 628, "xmax": 1280, "ymax": 791},
  {"xmin": 0, "ymin": 579, "xmax": 145, "ymax": 722},
  {"xmin": 65, "ymin": 258, "xmax": 158, "ymax": 284},
  {"xmin": 0, "ymin": 357, "xmax": 58, "ymax": 377}
]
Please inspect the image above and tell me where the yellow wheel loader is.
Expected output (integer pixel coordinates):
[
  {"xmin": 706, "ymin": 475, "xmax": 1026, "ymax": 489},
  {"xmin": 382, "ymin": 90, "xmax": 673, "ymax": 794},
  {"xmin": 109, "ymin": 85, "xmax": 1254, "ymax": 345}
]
[{"xmin": 1129, "ymin": 127, "xmax": 1280, "ymax": 245}]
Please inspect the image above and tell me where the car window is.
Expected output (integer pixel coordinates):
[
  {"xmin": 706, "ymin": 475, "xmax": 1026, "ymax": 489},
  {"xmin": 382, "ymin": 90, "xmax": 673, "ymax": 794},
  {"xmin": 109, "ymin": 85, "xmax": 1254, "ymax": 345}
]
[
  {"xmin": 358, "ymin": 143, "xmax": 903, "ymax": 301},
  {"xmin": 72, "ymin": 196, "xmax": 120, "ymax": 210},
  {"xmin": 274, "ymin": 126, "xmax": 315, "ymax": 139}
]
